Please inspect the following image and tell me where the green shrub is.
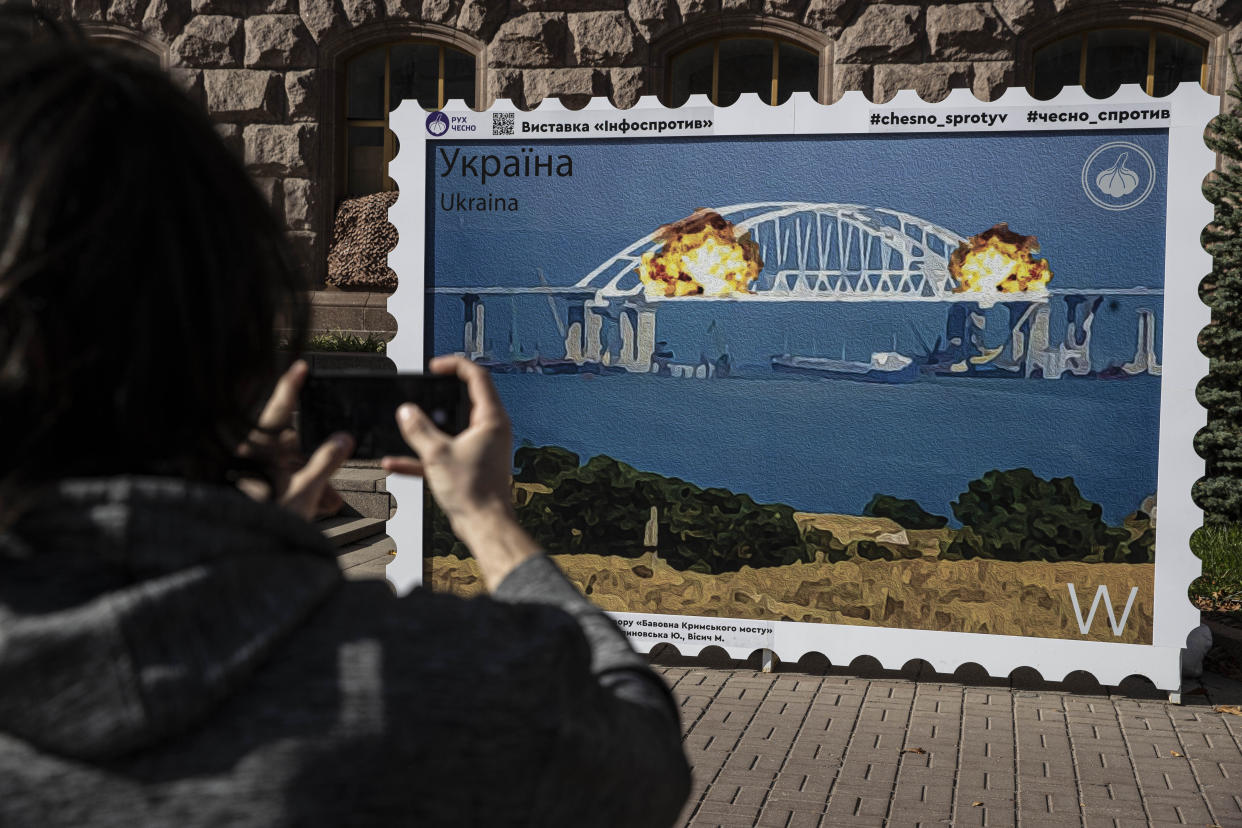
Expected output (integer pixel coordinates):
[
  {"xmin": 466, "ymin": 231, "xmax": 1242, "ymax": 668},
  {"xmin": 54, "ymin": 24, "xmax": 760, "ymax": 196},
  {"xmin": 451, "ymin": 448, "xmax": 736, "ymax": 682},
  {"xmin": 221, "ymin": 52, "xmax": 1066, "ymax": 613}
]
[
  {"xmin": 425, "ymin": 490, "xmax": 469, "ymax": 559},
  {"xmin": 514, "ymin": 444, "xmax": 580, "ymax": 485},
  {"xmin": 946, "ymin": 468, "xmax": 1131, "ymax": 562},
  {"xmin": 804, "ymin": 526, "xmax": 849, "ymax": 563},
  {"xmin": 1198, "ymin": 72, "xmax": 1242, "ymax": 522},
  {"xmin": 1190, "ymin": 524, "xmax": 1242, "ymax": 606},
  {"xmin": 1120, "ymin": 526, "xmax": 1156, "ymax": 564},
  {"xmin": 848, "ymin": 539, "xmax": 922, "ymax": 561},
  {"xmin": 863, "ymin": 494, "xmax": 948, "ymax": 530},
  {"xmin": 302, "ymin": 332, "xmax": 388, "ymax": 353},
  {"xmin": 514, "ymin": 447, "xmax": 810, "ymax": 574}
]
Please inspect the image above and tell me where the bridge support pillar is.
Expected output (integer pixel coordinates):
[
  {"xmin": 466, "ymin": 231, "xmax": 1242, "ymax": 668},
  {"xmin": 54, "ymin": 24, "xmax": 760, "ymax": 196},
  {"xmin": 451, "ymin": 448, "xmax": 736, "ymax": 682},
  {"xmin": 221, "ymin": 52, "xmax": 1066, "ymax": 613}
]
[
  {"xmin": 997, "ymin": 302, "xmax": 1037, "ymax": 375},
  {"xmin": 617, "ymin": 306, "xmax": 657, "ymax": 372},
  {"xmin": 618, "ymin": 310, "xmax": 635, "ymax": 367},
  {"xmin": 564, "ymin": 304, "xmax": 585, "ymax": 362},
  {"xmin": 564, "ymin": 302, "xmax": 608, "ymax": 365},
  {"xmin": 1123, "ymin": 309, "xmax": 1160, "ymax": 375},
  {"xmin": 1062, "ymin": 296, "xmax": 1102, "ymax": 376},
  {"xmin": 584, "ymin": 307, "xmax": 605, "ymax": 364},
  {"xmin": 462, "ymin": 294, "xmax": 485, "ymax": 360},
  {"xmin": 1026, "ymin": 304, "xmax": 1054, "ymax": 377}
]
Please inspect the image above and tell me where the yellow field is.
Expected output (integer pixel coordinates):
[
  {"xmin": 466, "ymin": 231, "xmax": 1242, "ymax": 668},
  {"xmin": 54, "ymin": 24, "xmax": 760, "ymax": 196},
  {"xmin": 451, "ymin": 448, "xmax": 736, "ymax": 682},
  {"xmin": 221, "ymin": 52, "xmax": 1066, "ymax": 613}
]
[{"xmin": 429, "ymin": 552, "xmax": 1154, "ymax": 644}]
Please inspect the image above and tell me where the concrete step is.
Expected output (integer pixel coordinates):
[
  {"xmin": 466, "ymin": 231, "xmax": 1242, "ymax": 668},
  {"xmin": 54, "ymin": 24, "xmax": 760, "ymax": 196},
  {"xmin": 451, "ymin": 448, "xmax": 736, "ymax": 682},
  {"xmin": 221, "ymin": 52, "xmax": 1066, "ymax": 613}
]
[
  {"xmin": 337, "ymin": 534, "xmax": 396, "ymax": 581},
  {"xmin": 331, "ymin": 467, "xmax": 394, "ymax": 519},
  {"xmin": 339, "ymin": 489, "xmax": 395, "ymax": 520},
  {"xmin": 320, "ymin": 515, "xmax": 386, "ymax": 548},
  {"xmin": 307, "ymin": 306, "xmax": 396, "ymax": 336},
  {"xmin": 306, "ymin": 289, "xmax": 395, "ymax": 332},
  {"xmin": 331, "ymin": 467, "xmax": 389, "ymax": 492}
]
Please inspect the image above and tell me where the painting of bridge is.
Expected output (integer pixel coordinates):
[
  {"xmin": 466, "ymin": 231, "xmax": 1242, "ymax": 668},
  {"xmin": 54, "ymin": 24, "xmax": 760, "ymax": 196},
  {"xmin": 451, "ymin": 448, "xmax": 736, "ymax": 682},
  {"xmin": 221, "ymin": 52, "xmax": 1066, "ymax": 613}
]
[
  {"xmin": 426, "ymin": 193, "xmax": 1165, "ymax": 645},
  {"xmin": 433, "ymin": 201, "xmax": 1162, "ymax": 382},
  {"xmin": 391, "ymin": 83, "xmax": 1223, "ymax": 689},
  {"xmin": 413, "ymin": 119, "xmax": 1176, "ymax": 655}
]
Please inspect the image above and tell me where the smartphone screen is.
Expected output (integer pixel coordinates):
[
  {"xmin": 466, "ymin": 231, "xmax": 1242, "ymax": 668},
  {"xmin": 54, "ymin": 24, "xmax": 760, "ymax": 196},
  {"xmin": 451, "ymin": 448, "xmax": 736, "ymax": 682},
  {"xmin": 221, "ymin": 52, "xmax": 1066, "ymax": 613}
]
[{"xmin": 299, "ymin": 372, "xmax": 471, "ymax": 460}]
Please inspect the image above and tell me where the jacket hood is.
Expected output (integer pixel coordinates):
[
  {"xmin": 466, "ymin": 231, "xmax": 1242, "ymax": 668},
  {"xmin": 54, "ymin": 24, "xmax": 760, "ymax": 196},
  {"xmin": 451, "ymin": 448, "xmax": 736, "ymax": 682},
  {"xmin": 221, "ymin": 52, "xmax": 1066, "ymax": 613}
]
[{"xmin": 0, "ymin": 477, "xmax": 341, "ymax": 760}]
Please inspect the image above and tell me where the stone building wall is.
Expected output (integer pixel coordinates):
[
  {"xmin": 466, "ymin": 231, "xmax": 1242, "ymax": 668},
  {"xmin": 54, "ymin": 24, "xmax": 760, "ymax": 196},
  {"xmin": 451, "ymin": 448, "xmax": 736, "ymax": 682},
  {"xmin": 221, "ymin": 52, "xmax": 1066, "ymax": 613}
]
[{"xmin": 49, "ymin": 0, "xmax": 1242, "ymax": 287}]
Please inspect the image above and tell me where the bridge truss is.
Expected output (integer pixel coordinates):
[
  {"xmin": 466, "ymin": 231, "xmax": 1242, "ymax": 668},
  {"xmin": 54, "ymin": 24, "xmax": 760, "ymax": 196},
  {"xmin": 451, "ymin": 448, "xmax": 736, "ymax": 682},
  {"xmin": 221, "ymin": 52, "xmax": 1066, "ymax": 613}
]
[{"xmin": 573, "ymin": 202, "xmax": 1005, "ymax": 303}]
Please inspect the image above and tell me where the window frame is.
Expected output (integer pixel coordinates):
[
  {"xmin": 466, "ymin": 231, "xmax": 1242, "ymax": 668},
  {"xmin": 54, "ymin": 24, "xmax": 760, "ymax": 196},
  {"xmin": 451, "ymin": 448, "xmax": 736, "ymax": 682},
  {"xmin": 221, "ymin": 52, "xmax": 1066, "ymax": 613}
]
[
  {"xmin": 314, "ymin": 23, "xmax": 486, "ymax": 287},
  {"xmin": 1032, "ymin": 27, "xmax": 1208, "ymax": 97},
  {"xmin": 1017, "ymin": 4, "xmax": 1225, "ymax": 97},
  {"xmin": 651, "ymin": 16, "xmax": 832, "ymax": 106},
  {"xmin": 666, "ymin": 35, "xmax": 818, "ymax": 107},
  {"xmin": 343, "ymin": 40, "xmax": 474, "ymax": 197}
]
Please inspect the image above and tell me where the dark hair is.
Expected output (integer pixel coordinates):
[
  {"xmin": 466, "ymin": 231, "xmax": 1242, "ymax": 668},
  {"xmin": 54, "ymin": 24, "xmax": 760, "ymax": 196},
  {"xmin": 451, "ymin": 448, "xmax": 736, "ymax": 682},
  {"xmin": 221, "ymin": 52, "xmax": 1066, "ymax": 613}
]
[{"xmin": 0, "ymin": 6, "xmax": 309, "ymax": 514}]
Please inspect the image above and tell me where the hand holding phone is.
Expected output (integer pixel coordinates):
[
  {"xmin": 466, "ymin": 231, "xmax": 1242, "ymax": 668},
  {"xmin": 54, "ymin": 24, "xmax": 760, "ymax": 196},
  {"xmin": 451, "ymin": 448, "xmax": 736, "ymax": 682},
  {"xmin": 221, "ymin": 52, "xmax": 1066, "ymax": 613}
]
[
  {"xmin": 382, "ymin": 356, "xmax": 538, "ymax": 591},
  {"xmin": 299, "ymin": 371, "xmax": 471, "ymax": 460},
  {"xmin": 241, "ymin": 360, "xmax": 354, "ymax": 522}
]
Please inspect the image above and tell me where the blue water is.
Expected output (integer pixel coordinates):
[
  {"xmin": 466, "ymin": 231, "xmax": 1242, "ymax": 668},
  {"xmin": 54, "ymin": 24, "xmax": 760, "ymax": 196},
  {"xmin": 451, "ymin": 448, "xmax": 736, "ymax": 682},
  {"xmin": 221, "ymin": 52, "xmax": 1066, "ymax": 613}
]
[
  {"xmin": 491, "ymin": 369, "xmax": 1159, "ymax": 526},
  {"xmin": 430, "ymin": 271, "xmax": 1164, "ymax": 529}
]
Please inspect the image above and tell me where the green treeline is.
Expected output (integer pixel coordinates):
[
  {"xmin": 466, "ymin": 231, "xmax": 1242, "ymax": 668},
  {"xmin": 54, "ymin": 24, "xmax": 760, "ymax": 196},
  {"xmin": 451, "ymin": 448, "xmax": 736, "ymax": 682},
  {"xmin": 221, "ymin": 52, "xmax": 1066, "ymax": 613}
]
[
  {"xmin": 863, "ymin": 494, "xmax": 948, "ymax": 530},
  {"xmin": 941, "ymin": 468, "xmax": 1154, "ymax": 564},
  {"xmin": 512, "ymin": 447, "xmax": 808, "ymax": 574},
  {"xmin": 425, "ymin": 446, "xmax": 1155, "ymax": 571}
]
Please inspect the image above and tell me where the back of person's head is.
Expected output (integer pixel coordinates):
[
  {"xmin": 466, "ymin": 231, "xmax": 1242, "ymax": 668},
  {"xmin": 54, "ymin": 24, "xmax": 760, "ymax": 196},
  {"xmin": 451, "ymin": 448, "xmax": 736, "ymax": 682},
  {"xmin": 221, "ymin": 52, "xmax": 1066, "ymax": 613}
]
[{"xmin": 0, "ymin": 5, "xmax": 309, "ymax": 515}]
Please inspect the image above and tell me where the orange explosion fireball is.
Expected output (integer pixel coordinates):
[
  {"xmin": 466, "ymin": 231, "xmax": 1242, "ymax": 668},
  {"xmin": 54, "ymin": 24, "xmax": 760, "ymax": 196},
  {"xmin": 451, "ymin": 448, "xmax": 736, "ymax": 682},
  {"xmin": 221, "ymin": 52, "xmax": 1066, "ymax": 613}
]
[
  {"xmin": 950, "ymin": 223, "xmax": 1052, "ymax": 299},
  {"xmin": 637, "ymin": 208, "xmax": 763, "ymax": 298}
]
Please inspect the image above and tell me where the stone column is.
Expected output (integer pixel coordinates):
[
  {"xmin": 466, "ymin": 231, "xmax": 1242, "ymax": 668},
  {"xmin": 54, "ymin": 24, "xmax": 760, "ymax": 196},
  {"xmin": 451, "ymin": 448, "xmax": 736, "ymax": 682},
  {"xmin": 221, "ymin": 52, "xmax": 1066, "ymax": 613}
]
[
  {"xmin": 462, "ymin": 294, "xmax": 485, "ymax": 359},
  {"xmin": 564, "ymin": 303, "xmax": 585, "ymax": 362}
]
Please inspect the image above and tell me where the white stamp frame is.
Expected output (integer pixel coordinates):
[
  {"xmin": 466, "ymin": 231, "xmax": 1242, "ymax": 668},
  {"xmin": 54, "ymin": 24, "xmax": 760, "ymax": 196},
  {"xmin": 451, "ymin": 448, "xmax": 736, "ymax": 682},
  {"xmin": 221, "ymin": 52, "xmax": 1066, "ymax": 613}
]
[{"xmin": 385, "ymin": 85, "xmax": 1216, "ymax": 691}]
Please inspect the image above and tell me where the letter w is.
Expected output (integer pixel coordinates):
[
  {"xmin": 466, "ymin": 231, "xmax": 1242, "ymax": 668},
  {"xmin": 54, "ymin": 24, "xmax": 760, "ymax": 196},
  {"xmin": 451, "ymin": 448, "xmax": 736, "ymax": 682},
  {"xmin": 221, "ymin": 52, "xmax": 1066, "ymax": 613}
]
[{"xmin": 1066, "ymin": 584, "xmax": 1139, "ymax": 636}]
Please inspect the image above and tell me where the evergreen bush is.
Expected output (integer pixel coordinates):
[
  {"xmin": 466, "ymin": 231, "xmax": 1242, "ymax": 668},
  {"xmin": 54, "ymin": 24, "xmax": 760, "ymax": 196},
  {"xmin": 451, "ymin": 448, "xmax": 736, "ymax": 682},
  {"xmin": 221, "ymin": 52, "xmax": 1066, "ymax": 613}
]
[
  {"xmin": 513, "ymin": 447, "xmax": 810, "ymax": 574},
  {"xmin": 1198, "ymin": 70, "xmax": 1242, "ymax": 523},
  {"xmin": 862, "ymin": 493, "xmax": 948, "ymax": 530},
  {"xmin": 945, "ymin": 468, "xmax": 1131, "ymax": 562}
]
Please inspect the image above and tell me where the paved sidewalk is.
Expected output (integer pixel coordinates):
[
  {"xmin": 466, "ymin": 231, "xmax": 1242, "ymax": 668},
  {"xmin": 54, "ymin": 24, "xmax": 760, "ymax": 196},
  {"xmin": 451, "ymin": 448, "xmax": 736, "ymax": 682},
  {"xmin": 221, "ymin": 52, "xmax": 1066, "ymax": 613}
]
[{"xmin": 654, "ymin": 654, "xmax": 1242, "ymax": 828}]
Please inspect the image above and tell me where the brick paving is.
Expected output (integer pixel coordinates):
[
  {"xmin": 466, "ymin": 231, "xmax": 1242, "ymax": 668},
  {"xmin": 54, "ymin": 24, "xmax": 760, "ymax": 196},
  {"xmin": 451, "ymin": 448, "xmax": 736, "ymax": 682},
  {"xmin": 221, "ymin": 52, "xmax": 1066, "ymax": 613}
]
[
  {"xmin": 655, "ymin": 654, "xmax": 1242, "ymax": 828},
  {"xmin": 344, "ymin": 556, "xmax": 1242, "ymax": 826}
]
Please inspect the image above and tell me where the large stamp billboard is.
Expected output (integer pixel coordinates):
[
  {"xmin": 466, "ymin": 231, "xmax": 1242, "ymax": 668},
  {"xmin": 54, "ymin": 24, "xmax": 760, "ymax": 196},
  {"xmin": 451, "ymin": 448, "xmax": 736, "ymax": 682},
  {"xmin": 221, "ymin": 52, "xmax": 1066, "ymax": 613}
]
[{"xmin": 387, "ymin": 86, "xmax": 1215, "ymax": 691}]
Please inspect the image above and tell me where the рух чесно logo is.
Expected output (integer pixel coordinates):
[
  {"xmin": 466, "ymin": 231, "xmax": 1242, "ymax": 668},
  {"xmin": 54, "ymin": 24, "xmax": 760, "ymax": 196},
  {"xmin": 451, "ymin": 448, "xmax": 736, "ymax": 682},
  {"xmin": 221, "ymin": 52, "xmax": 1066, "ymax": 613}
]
[{"xmin": 426, "ymin": 111, "xmax": 450, "ymax": 137}]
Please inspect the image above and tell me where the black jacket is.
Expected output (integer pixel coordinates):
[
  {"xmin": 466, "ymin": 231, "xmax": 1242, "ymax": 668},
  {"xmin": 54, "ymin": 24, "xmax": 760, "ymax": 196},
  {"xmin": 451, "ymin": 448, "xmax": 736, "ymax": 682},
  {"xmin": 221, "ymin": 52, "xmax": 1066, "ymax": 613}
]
[{"xmin": 0, "ymin": 477, "xmax": 690, "ymax": 826}]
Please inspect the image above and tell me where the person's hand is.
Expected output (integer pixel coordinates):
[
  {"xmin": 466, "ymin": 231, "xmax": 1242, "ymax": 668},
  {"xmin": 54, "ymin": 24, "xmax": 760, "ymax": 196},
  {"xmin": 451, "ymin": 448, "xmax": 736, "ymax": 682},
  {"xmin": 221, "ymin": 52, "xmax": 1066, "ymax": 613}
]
[
  {"xmin": 238, "ymin": 359, "xmax": 354, "ymax": 522},
  {"xmin": 383, "ymin": 355, "xmax": 537, "ymax": 590},
  {"xmin": 382, "ymin": 355, "xmax": 514, "ymax": 528}
]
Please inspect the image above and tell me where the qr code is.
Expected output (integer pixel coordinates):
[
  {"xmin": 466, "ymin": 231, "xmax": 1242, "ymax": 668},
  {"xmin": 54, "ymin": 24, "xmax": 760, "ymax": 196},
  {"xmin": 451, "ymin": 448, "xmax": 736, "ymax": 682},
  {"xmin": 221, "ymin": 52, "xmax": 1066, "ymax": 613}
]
[{"xmin": 493, "ymin": 112, "xmax": 515, "ymax": 136}]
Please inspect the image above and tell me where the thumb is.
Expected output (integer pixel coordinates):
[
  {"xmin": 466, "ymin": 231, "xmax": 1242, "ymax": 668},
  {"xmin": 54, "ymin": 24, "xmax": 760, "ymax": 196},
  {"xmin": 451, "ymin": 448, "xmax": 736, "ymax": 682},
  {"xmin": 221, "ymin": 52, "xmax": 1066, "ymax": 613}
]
[{"xmin": 396, "ymin": 403, "xmax": 449, "ymax": 460}]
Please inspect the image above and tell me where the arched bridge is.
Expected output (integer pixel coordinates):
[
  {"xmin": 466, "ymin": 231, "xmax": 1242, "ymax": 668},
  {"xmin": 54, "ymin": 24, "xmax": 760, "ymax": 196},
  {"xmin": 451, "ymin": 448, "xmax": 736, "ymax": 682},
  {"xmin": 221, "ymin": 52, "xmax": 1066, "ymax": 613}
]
[
  {"xmin": 434, "ymin": 203, "xmax": 1158, "ymax": 372},
  {"xmin": 575, "ymin": 202, "xmax": 973, "ymax": 302}
]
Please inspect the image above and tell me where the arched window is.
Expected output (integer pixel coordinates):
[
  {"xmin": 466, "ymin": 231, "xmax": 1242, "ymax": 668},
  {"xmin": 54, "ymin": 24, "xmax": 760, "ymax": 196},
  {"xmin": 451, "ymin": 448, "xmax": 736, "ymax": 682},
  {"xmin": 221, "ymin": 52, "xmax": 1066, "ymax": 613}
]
[
  {"xmin": 1032, "ymin": 28, "xmax": 1206, "ymax": 99},
  {"xmin": 343, "ymin": 41, "xmax": 476, "ymax": 197},
  {"xmin": 666, "ymin": 36, "xmax": 819, "ymax": 107}
]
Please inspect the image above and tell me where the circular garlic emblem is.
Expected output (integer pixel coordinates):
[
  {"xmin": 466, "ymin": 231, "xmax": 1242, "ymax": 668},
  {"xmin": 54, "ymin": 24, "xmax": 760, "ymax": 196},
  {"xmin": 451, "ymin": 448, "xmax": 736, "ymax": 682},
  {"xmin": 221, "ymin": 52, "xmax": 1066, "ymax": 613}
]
[
  {"xmin": 1082, "ymin": 142, "xmax": 1156, "ymax": 211},
  {"xmin": 1095, "ymin": 152, "xmax": 1140, "ymax": 197}
]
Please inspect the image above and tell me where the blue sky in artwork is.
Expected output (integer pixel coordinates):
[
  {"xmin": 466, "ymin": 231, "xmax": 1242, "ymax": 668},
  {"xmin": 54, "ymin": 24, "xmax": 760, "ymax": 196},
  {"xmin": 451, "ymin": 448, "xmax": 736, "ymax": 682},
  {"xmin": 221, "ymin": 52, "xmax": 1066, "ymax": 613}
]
[{"xmin": 426, "ymin": 129, "xmax": 1168, "ymax": 294}]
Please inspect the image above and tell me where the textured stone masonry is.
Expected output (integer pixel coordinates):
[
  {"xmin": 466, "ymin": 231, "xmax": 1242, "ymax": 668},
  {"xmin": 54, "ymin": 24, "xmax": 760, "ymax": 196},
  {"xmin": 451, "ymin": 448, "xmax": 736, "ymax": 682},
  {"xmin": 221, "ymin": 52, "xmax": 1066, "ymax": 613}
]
[
  {"xmin": 243, "ymin": 123, "xmax": 317, "ymax": 177},
  {"xmin": 203, "ymin": 69, "xmax": 283, "ymax": 120},
  {"xmin": 52, "ymin": 0, "xmax": 1242, "ymax": 285}
]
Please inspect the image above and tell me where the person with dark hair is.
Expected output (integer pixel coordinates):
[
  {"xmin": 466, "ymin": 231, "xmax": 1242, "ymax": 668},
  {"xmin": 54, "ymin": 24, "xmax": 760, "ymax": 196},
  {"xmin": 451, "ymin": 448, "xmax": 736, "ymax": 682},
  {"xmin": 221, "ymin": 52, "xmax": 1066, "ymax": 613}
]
[{"xmin": 0, "ymin": 8, "xmax": 691, "ymax": 826}]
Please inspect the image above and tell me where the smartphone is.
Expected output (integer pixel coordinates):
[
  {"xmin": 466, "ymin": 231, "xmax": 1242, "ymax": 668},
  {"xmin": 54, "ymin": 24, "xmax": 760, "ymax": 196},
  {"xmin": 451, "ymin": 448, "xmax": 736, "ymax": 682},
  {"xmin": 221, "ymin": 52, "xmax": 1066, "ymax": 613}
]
[{"xmin": 299, "ymin": 371, "xmax": 471, "ymax": 460}]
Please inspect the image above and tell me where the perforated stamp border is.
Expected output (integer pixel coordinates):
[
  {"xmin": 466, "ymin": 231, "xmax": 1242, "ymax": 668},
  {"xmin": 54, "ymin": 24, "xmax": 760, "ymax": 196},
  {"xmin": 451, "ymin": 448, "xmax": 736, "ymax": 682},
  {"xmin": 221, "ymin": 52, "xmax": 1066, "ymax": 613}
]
[{"xmin": 386, "ymin": 85, "xmax": 1216, "ymax": 690}]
